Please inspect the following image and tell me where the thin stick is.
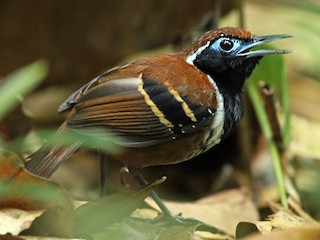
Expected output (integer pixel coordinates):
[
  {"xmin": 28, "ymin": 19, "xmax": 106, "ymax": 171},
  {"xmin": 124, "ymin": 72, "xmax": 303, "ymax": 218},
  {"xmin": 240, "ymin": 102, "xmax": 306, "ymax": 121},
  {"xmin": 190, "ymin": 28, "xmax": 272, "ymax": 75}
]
[
  {"xmin": 247, "ymin": 81, "xmax": 288, "ymax": 208},
  {"xmin": 260, "ymin": 83, "xmax": 283, "ymax": 147},
  {"xmin": 99, "ymin": 153, "xmax": 108, "ymax": 197},
  {"xmin": 128, "ymin": 167, "xmax": 177, "ymax": 219},
  {"xmin": 238, "ymin": 0, "xmax": 245, "ymax": 28}
]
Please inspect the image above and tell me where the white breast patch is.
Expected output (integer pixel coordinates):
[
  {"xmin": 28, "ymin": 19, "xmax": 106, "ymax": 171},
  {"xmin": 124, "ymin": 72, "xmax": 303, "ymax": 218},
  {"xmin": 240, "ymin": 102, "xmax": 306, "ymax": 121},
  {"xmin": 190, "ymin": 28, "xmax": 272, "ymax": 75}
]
[{"xmin": 202, "ymin": 75, "xmax": 225, "ymax": 151}]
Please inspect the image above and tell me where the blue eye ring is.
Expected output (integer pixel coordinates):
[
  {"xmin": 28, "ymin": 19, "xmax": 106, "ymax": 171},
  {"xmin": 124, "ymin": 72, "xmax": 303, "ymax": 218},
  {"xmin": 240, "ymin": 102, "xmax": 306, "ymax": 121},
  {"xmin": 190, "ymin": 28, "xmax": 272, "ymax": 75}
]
[{"xmin": 220, "ymin": 39, "xmax": 234, "ymax": 51}]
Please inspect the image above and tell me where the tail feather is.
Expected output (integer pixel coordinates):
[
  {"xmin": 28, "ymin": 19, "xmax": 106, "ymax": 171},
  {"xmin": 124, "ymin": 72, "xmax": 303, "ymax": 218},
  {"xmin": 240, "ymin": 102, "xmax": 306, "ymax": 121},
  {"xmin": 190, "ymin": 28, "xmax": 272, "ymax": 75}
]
[{"xmin": 24, "ymin": 141, "xmax": 82, "ymax": 178}]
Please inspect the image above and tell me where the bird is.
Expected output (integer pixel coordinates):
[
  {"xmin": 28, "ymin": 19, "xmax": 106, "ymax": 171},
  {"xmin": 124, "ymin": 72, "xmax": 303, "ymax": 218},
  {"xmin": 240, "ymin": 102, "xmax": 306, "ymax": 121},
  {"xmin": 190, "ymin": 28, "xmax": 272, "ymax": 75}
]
[{"xmin": 25, "ymin": 27, "xmax": 291, "ymax": 218}]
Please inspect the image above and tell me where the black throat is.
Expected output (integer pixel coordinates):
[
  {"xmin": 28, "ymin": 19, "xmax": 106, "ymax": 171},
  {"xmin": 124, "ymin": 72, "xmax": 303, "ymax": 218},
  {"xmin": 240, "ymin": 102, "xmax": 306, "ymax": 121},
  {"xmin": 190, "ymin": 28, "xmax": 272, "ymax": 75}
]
[
  {"xmin": 193, "ymin": 56, "xmax": 261, "ymax": 138},
  {"xmin": 211, "ymin": 73, "xmax": 244, "ymax": 138}
]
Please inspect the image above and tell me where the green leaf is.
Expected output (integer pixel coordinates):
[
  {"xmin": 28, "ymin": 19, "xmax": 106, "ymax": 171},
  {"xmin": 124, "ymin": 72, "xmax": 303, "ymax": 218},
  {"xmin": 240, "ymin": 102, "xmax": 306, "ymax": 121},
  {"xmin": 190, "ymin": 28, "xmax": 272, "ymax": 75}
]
[
  {"xmin": 74, "ymin": 178, "xmax": 166, "ymax": 237},
  {"xmin": 91, "ymin": 216, "xmax": 233, "ymax": 240},
  {"xmin": 0, "ymin": 59, "xmax": 48, "ymax": 120},
  {"xmin": 0, "ymin": 149, "xmax": 71, "ymax": 205},
  {"xmin": 235, "ymin": 222, "xmax": 259, "ymax": 239},
  {"xmin": 246, "ymin": 45, "xmax": 290, "ymax": 207},
  {"xmin": 92, "ymin": 218, "xmax": 198, "ymax": 240},
  {"xmin": 10, "ymin": 128, "xmax": 122, "ymax": 155},
  {"xmin": 0, "ymin": 149, "xmax": 74, "ymax": 237},
  {"xmin": 248, "ymin": 44, "xmax": 291, "ymax": 145}
]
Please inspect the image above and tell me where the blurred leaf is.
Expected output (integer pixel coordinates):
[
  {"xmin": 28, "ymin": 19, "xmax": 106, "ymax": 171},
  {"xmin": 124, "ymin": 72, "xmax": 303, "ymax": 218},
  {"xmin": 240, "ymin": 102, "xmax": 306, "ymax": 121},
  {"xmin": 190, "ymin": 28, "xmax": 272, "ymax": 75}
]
[
  {"xmin": 10, "ymin": 128, "xmax": 122, "ymax": 155},
  {"xmin": 195, "ymin": 225, "xmax": 234, "ymax": 240},
  {"xmin": 92, "ymin": 217, "xmax": 199, "ymax": 240},
  {"xmin": 290, "ymin": 115, "xmax": 320, "ymax": 161},
  {"xmin": 255, "ymin": 210, "xmax": 317, "ymax": 234},
  {"xmin": 222, "ymin": 1, "xmax": 320, "ymax": 78},
  {"xmin": 246, "ymin": 47, "xmax": 290, "ymax": 207},
  {"xmin": 22, "ymin": 86, "xmax": 72, "ymax": 123},
  {"xmin": 91, "ymin": 216, "xmax": 234, "ymax": 240},
  {"xmin": 291, "ymin": 157, "xmax": 320, "ymax": 217},
  {"xmin": 236, "ymin": 222, "xmax": 259, "ymax": 239},
  {"xmin": 74, "ymin": 177, "xmax": 166, "ymax": 237},
  {"xmin": 0, "ymin": 149, "xmax": 73, "ymax": 237},
  {"xmin": 51, "ymin": 128, "xmax": 122, "ymax": 154},
  {"xmin": 248, "ymin": 45, "xmax": 291, "ymax": 145},
  {"xmin": 146, "ymin": 188, "xmax": 259, "ymax": 236},
  {"xmin": 0, "ymin": 209, "xmax": 43, "ymax": 236},
  {"xmin": 242, "ymin": 226, "xmax": 320, "ymax": 240},
  {"xmin": 0, "ymin": 60, "xmax": 48, "ymax": 120},
  {"xmin": 240, "ymin": 200, "xmax": 320, "ymax": 239}
]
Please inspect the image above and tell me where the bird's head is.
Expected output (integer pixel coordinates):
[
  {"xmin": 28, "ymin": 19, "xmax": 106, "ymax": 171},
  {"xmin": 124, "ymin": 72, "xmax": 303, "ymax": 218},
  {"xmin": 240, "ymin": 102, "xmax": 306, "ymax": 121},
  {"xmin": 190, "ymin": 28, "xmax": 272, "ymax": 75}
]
[{"xmin": 185, "ymin": 27, "xmax": 292, "ymax": 94}]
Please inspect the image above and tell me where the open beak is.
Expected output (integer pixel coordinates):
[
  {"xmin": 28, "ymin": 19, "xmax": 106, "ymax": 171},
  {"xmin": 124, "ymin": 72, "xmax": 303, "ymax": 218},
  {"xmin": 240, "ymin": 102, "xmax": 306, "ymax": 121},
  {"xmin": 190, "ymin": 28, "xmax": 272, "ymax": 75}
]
[{"xmin": 237, "ymin": 34, "xmax": 293, "ymax": 58}]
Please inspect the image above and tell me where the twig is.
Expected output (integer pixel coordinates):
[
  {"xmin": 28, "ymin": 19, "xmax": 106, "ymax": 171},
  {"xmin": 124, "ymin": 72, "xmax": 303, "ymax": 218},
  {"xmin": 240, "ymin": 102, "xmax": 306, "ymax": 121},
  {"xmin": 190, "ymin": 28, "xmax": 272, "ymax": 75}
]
[
  {"xmin": 247, "ymin": 80, "xmax": 288, "ymax": 208},
  {"xmin": 238, "ymin": 0, "xmax": 245, "ymax": 28},
  {"xmin": 259, "ymin": 82, "xmax": 283, "ymax": 149}
]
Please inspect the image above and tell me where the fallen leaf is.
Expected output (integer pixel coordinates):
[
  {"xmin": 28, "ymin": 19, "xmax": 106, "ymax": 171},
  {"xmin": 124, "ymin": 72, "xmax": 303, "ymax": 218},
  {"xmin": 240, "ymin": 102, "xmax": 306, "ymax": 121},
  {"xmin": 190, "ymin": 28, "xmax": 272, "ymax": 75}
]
[
  {"xmin": 22, "ymin": 87, "xmax": 72, "ymax": 124},
  {"xmin": 240, "ymin": 199, "xmax": 320, "ymax": 239},
  {"xmin": 146, "ymin": 188, "xmax": 259, "ymax": 235},
  {"xmin": 235, "ymin": 222, "xmax": 259, "ymax": 239},
  {"xmin": 0, "ymin": 235, "xmax": 24, "ymax": 240},
  {"xmin": 0, "ymin": 209, "xmax": 43, "ymax": 235},
  {"xmin": 91, "ymin": 217, "xmax": 199, "ymax": 240},
  {"xmin": 131, "ymin": 208, "xmax": 159, "ymax": 220},
  {"xmin": 256, "ymin": 210, "xmax": 306, "ymax": 234},
  {"xmin": 243, "ymin": 225, "xmax": 320, "ymax": 240},
  {"xmin": 290, "ymin": 115, "xmax": 320, "ymax": 161},
  {"xmin": 194, "ymin": 230, "xmax": 234, "ymax": 240},
  {"xmin": 91, "ymin": 215, "xmax": 234, "ymax": 240},
  {"xmin": 74, "ymin": 177, "xmax": 165, "ymax": 237},
  {"xmin": 0, "ymin": 149, "xmax": 73, "ymax": 237},
  {"xmin": 255, "ymin": 200, "xmax": 320, "ymax": 235}
]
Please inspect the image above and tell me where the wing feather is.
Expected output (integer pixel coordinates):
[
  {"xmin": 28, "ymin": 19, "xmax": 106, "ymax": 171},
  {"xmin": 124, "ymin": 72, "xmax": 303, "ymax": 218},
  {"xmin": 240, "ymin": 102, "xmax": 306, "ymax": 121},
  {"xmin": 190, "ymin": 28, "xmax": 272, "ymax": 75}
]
[
  {"xmin": 66, "ymin": 77, "xmax": 175, "ymax": 147},
  {"xmin": 62, "ymin": 55, "xmax": 217, "ymax": 147}
]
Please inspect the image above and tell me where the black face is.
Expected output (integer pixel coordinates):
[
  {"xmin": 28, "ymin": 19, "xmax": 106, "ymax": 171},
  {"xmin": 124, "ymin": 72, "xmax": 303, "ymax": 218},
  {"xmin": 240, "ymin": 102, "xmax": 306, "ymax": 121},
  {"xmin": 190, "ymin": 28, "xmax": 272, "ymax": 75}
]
[
  {"xmin": 191, "ymin": 34, "xmax": 292, "ymax": 95},
  {"xmin": 202, "ymin": 37, "xmax": 262, "ymax": 69},
  {"xmin": 193, "ymin": 36, "xmax": 261, "ymax": 94}
]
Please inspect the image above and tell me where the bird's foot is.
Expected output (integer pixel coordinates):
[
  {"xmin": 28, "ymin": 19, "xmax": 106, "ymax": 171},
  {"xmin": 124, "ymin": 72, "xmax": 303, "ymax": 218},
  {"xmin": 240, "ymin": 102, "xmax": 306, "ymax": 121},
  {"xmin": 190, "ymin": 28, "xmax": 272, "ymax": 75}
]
[{"xmin": 152, "ymin": 211, "xmax": 201, "ymax": 226}]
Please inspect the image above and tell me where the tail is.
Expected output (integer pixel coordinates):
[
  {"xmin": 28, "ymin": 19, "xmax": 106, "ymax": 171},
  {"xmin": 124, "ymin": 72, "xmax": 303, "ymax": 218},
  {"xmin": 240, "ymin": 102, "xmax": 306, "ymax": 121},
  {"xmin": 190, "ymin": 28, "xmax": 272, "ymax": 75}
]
[
  {"xmin": 24, "ymin": 122, "xmax": 82, "ymax": 178},
  {"xmin": 24, "ymin": 142, "xmax": 82, "ymax": 178}
]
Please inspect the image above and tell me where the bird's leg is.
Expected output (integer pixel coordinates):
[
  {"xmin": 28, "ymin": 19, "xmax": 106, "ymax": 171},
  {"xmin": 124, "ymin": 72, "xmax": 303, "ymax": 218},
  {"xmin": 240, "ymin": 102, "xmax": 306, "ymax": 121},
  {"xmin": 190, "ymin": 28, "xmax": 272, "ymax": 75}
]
[
  {"xmin": 99, "ymin": 152, "xmax": 108, "ymax": 197},
  {"xmin": 128, "ymin": 167, "xmax": 180, "ymax": 221}
]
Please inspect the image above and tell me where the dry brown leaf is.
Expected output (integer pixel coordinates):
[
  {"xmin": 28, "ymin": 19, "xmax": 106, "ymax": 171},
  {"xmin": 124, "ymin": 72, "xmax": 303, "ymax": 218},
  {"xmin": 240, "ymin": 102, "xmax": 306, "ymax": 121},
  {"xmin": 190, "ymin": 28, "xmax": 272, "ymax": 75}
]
[
  {"xmin": 12, "ymin": 236, "xmax": 82, "ymax": 240},
  {"xmin": 289, "ymin": 73, "xmax": 320, "ymax": 122},
  {"xmin": 240, "ymin": 199, "xmax": 320, "ymax": 239},
  {"xmin": 0, "ymin": 150, "xmax": 73, "ymax": 237},
  {"xmin": 194, "ymin": 231, "xmax": 234, "ymax": 240},
  {"xmin": 0, "ymin": 209, "xmax": 43, "ymax": 235},
  {"xmin": 22, "ymin": 87, "xmax": 72, "ymax": 124},
  {"xmin": 131, "ymin": 208, "xmax": 159, "ymax": 220},
  {"xmin": 256, "ymin": 199, "xmax": 319, "ymax": 234},
  {"xmin": 243, "ymin": 225, "xmax": 320, "ymax": 240},
  {"xmin": 290, "ymin": 115, "xmax": 320, "ymax": 161},
  {"xmin": 256, "ymin": 210, "xmax": 308, "ymax": 234},
  {"xmin": 146, "ymin": 188, "xmax": 259, "ymax": 235}
]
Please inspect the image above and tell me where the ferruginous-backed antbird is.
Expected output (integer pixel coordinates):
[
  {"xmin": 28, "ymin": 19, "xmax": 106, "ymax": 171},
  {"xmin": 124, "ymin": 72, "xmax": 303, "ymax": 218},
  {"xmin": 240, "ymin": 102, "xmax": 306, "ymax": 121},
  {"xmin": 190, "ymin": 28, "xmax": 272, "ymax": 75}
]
[{"xmin": 25, "ymin": 27, "xmax": 291, "ymax": 218}]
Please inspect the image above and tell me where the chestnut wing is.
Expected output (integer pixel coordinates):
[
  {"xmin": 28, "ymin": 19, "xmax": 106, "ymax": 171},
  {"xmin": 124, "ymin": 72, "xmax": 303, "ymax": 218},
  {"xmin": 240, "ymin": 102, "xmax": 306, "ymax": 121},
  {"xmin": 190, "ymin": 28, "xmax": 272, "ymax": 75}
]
[{"xmin": 64, "ymin": 74, "xmax": 214, "ymax": 148}]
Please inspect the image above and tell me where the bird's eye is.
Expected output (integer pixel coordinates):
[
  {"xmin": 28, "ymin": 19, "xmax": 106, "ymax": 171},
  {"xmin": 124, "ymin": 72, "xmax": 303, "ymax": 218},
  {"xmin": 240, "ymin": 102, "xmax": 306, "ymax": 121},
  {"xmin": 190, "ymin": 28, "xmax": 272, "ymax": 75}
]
[{"xmin": 220, "ymin": 39, "xmax": 234, "ymax": 51}]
